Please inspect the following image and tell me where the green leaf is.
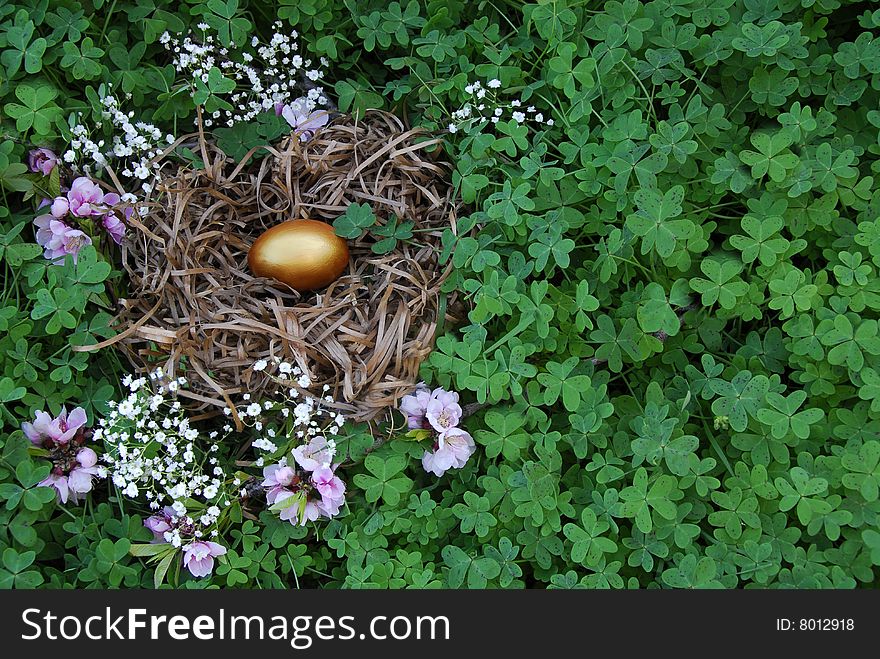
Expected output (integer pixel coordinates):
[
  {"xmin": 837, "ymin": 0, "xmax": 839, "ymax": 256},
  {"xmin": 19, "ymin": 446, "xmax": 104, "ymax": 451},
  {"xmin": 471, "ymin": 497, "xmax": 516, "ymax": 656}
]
[
  {"xmin": 335, "ymin": 79, "xmax": 384, "ymax": 118},
  {"xmin": 690, "ymin": 258, "xmax": 748, "ymax": 310},
  {"xmin": 841, "ymin": 442, "xmax": 880, "ymax": 502},
  {"xmin": 353, "ymin": 454, "xmax": 413, "ymax": 506},
  {"xmin": 739, "ymin": 131, "xmax": 799, "ymax": 182},
  {"xmin": 333, "ymin": 203, "xmax": 376, "ymax": 239},
  {"xmin": 563, "ymin": 508, "xmax": 617, "ymax": 566},
  {"xmin": 662, "ymin": 555, "xmax": 723, "ymax": 588},
  {"xmin": 626, "ymin": 185, "xmax": 693, "ymax": 258},
  {"xmin": 757, "ymin": 390, "xmax": 824, "ymax": 439},
  {"xmin": 60, "ymin": 38, "xmax": 105, "ymax": 80},
  {"xmin": 730, "ymin": 214, "xmax": 789, "ymax": 267},
  {"xmin": 475, "ymin": 410, "xmax": 530, "ymax": 460},
  {"xmin": 637, "ymin": 283, "xmax": 679, "ymax": 336},
  {"xmin": 4, "ymin": 85, "xmax": 60, "ymax": 135},
  {"xmin": 452, "ymin": 492, "xmax": 497, "ymax": 537},
  {"xmin": 710, "ymin": 371, "xmax": 769, "ymax": 432}
]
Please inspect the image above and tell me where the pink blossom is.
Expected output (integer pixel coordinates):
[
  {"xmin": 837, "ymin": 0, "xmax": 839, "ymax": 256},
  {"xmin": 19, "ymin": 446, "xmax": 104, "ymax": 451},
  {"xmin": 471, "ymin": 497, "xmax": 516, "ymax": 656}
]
[
  {"xmin": 23, "ymin": 407, "xmax": 100, "ymax": 505},
  {"xmin": 261, "ymin": 464, "xmax": 298, "ymax": 504},
  {"xmin": 182, "ymin": 541, "xmax": 227, "ymax": 578},
  {"xmin": 100, "ymin": 193, "xmax": 130, "ymax": 244},
  {"xmin": 291, "ymin": 436, "xmax": 334, "ymax": 472},
  {"xmin": 22, "ymin": 406, "xmax": 88, "ymax": 447},
  {"xmin": 66, "ymin": 177, "xmax": 106, "ymax": 218},
  {"xmin": 38, "ymin": 473, "xmax": 71, "ymax": 505},
  {"xmin": 399, "ymin": 382, "xmax": 432, "ymax": 429},
  {"xmin": 33, "ymin": 215, "xmax": 92, "ymax": 263},
  {"xmin": 276, "ymin": 491, "xmax": 322, "ymax": 526},
  {"xmin": 311, "ymin": 466, "xmax": 345, "ymax": 516},
  {"xmin": 39, "ymin": 447, "xmax": 100, "ymax": 505},
  {"xmin": 311, "ymin": 466, "xmax": 345, "ymax": 500},
  {"xmin": 50, "ymin": 197, "xmax": 69, "ymax": 218},
  {"xmin": 144, "ymin": 507, "xmax": 175, "ymax": 543},
  {"xmin": 316, "ymin": 495, "xmax": 344, "ymax": 518},
  {"xmin": 65, "ymin": 447, "xmax": 100, "ymax": 499},
  {"xmin": 28, "ymin": 148, "xmax": 57, "ymax": 176},
  {"xmin": 425, "ymin": 388, "xmax": 462, "ymax": 434},
  {"xmin": 281, "ymin": 97, "xmax": 330, "ymax": 142},
  {"xmin": 422, "ymin": 427, "xmax": 476, "ymax": 477},
  {"xmin": 102, "ymin": 214, "xmax": 126, "ymax": 244}
]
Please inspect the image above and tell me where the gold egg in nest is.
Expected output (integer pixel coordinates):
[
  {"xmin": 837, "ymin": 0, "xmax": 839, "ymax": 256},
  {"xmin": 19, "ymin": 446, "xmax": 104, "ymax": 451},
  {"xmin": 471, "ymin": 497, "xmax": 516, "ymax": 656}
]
[{"xmin": 247, "ymin": 219, "xmax": 350, "ymax": 292}]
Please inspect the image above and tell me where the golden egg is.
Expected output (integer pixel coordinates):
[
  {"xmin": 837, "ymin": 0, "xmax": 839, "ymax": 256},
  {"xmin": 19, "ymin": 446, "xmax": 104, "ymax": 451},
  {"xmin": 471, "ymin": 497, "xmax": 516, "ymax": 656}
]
[{"xmin": 247, "ymin": 219, "xmax": 349, "ymax": 291}]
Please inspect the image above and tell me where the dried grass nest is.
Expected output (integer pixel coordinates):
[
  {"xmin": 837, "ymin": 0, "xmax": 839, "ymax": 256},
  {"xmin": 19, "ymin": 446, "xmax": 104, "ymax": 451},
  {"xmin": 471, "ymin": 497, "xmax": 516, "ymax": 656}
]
[{"xmin": 103, "ymin": 110, "xmax": 461, "ymax": 422}]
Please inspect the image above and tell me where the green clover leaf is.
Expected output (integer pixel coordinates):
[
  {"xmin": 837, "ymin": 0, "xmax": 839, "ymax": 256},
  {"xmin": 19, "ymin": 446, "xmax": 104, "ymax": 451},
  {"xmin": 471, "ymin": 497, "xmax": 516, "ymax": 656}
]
[
  {"xmin": 626, "ymin": 185, "xmax": 694, "ymax": 258},
  {"xmin": 756, "ymin": 390, "xmax": 824, "ymax": 439}
]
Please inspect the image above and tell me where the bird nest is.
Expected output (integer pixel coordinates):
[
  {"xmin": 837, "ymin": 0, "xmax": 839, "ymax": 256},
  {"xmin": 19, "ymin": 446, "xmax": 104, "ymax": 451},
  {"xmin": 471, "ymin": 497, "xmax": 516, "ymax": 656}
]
[{"xmin": 102, "ymin": 111, "xmax": 460, "ymax": 422}]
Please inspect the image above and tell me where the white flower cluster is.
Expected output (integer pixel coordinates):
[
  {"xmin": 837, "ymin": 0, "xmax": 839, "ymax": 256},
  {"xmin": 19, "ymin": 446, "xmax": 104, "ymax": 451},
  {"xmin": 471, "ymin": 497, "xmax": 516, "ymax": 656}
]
[
  {"xmin": 96, "ymin": 369, "xmax": 236, "ymax": 532},
  {"xmin": 447, "ymin": 79, "xmax": 553, "ymax": 134},
  {"xmin": 162, "ymin": 21, "xmax": 330, "ymax": 129},
  {"xmin": 62, "ymin": 123, "xmax": 108, "ymax": 172},
  {"xmin": 63, "ymin": 88, "xmax": 173, "ymax": 195},
  {"xmin": 228, "ymin": 357, "xmax": 344, "ymax": 470}
]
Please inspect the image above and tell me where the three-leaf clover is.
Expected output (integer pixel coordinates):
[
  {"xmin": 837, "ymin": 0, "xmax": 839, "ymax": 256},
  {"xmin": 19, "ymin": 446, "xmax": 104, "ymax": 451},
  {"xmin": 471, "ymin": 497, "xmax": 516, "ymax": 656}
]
[
  {"xmin": 4, "ymin": 85, "xmax": 61, "ymax": 135},
  {"xmin": 200, "ymin": 0, "xmax": 252, "ymax": 47},
  {"xmin": 739, "ymin": 131, "xmax": 799, "ymax": 182},
  {"xmin": 689, "ymin": 258, "xmax": 748, "ymax": 309},
  {"xmin": 756, "ymin": 390, "xmax": 824, "ymax": 439},
  {"xmin": 452, "ymin": 492, "xmax": 497, "ymax": 538},
  {"xmin": 626, "ymin": 185, "xmax": 694, "ymax": 258},
  {"xmin": 60, "ymin": 38, "xmax": 105, "ymax": 80},
  {"xmin": 768, "ymin": 270, "xmax": 816, "ymax": 319},
  {"xmin": 630, "ymin": 402, "xmax": 698, "ymax": 476},
  {"xmin": 333, "ymin": 203, "xmax": 376, "ymax": 239},
  {"xmin": 548, "ymin": 42, "xmax": 597, "ymax": 99},
  {"xmin": 589, "ymin": 316, "xmax": 642, "ymax": 373},
  {"xmin": 192, "ymin": 67, "xmax": 235, "ymax": 113},
  {"xmin": 661, "ymin": 554, "xmax": 722, "ymax": 589},
  {"xmin": 775, "ymin": 467, "xmax": 828, "ymax": 525},
  {"xmin": 637, "ymin": 282, "xmax": 680, "ymax": 336},
  {"xmin": 353, "ymin": 454, "xmax": 413, "ymax": 506},
  {"xmin": 709, "ymin": 370, "xmax": 769, "ymax": 433},
  {"xmin": 841, "ymin": 441, "xmax": 880, "ymax": 502},
  {"xmin": 441, "ymin": 545, "xmax": 500, "ymax": 588},
  {"xmin": 475, "ymin": 410, "xmax": 530, "ymax": 461},
  {"xmin": 833, "ymin": 251, "xmax": 872, "ymax": 287},
  {"xmin": 536, "ymin": 357, "xmax": 593, "ymax": 412},
  {"xmin": 619, "ymin": 468, "xmax": 681, "ymax": 533},
  {"xmin": 0, "ymin": 460, "xmax": 54, "ymax": 512},
  {"xmin": 649, "ymin": 121, "xmax": 698, "ymax": 164},
  {"xmin": 0, "ymin": 12, "xmax": 46, "ymax": 76},
  {"xmin": 732, "ymin": 22, "xmax": 790, "ymax": 58},
  {"xmin": 0, "ymin": 548, "xmax": 43, "ymax": 589},
  {"xmin": 487, "ymin": 180, "xmax": 535, "ymax": 225},
  {"xmin": 730, "ymin": 214, "xmax": 790, "ymax": 267},
  {"xmin": 371, "ymin": 215, "xmax": 414, "ymax": 255},
  {"xmin": 563, "ymin": 508, "xmax": 617, "ymax": 566},
  {"xmin": 819, "ymin": 315, "xmax": 880, "ymax": 371},
  {"xmin": 483, "ymin": 537, "xmax": 523, "ymax": 587}
]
